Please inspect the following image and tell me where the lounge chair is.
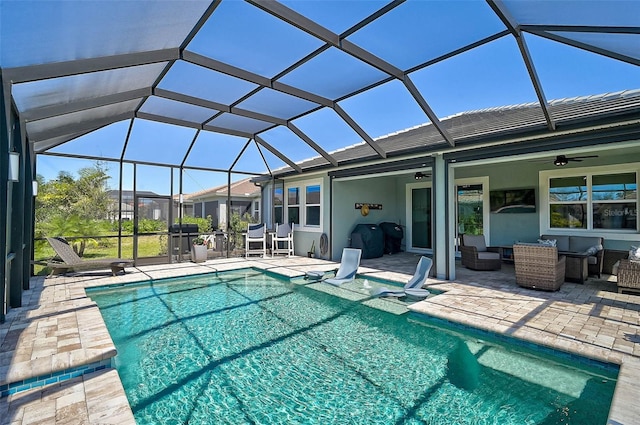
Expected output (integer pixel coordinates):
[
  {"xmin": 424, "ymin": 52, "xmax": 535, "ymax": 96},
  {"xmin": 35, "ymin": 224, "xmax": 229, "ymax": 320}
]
[
  {"xmin": 271, "ymin": 223, "xmax": 294, "ymax": 257},
  {"xmin": 324, "ymin": 248, "xmax": 362, "ymax": 286},
  {"xmin": 370, "ymin": 256, "xmax": 432, "ymax": 299},
  {"xmin": 244, "ymin": 223, "xmax": 267, "ymax": 258},
  {"xmin": 46, "ymin": 237, "xmax": 132, "ymax": 276},
  {"xmin": 459, "ymin": 234, "xmax": 502, "ymax": 271}
]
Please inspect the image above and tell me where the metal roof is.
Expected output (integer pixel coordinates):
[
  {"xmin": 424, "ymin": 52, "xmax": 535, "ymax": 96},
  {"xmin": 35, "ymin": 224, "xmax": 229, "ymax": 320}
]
[{"xmin": 2, "ymin": 0, "xmax": 639, "ymax": 178}]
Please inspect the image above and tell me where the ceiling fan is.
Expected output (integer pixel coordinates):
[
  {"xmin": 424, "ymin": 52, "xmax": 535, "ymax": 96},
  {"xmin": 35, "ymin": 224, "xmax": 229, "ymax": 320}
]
[{"xmin": 553, "ymin": 154, "xmax": 598, "ymax": 166}]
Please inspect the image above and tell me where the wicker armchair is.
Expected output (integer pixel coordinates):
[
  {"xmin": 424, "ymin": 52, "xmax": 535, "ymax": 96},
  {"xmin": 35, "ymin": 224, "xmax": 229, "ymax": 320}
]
[
  {"xmin": 459, "ymin": 234, "xmax": 501, "ymax": 271},
  {"xmin": 617, "ymin": 259, "xmax": 640, "ymax": 294},
  {"xmin": 513, "ymin": 244, "xmax": 566, "ymax": 291}
]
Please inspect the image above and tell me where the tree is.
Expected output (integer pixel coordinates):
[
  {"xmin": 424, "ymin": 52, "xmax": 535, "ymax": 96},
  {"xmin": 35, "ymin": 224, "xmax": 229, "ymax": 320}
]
[
  {"xmin": 35, "ymin": 162, "xmax": 112, "ymax": 256},
  {"xmin": 36, "ymin": 161, "xmax": 111, "ymax": 223}
]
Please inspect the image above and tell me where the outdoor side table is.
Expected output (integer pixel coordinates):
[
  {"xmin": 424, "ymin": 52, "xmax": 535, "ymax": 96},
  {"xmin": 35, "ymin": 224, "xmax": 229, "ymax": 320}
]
[{"xmin": 561, "ymin": 252, "xmax": 589, "ymax": 284}]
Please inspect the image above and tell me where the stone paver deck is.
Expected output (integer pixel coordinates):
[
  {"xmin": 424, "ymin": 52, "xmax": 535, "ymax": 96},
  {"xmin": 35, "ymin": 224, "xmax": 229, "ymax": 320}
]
[{"xmin": 1, "ymin": 254, "xmax": 639, "ymax": 424}]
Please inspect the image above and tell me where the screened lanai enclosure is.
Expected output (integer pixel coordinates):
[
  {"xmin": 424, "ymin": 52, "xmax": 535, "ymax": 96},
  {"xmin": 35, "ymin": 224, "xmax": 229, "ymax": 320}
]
[{"xmin": 2, "ymin": 0, "xmax": 640, "ymax": 320}]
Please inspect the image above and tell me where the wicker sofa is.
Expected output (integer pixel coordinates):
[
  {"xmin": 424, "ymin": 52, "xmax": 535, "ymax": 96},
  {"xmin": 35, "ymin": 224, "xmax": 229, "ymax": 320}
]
[
  {"xmin": 539, "ymin": 234, "xmax": 604, "ymax": 278},
  {"xmin": 513, "ymin": 244, "xmax": 566, "ymax": 291}
]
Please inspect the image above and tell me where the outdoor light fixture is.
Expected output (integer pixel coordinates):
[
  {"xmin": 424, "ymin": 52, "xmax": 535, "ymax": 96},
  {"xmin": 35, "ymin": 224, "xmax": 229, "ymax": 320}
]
[
  {"xmin": 414, "ymin": 172, "xmax": 427, "ymax": 180},
  {"xmin": 8, "ymin": 152, "xmax": 19, "ymax": 181}
]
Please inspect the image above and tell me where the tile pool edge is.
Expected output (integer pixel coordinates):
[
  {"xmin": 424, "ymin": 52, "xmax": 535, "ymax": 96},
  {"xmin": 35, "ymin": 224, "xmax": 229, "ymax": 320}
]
[{"xmin": 0, "ymin": 359, "xmax": 112, "ymax": 398}]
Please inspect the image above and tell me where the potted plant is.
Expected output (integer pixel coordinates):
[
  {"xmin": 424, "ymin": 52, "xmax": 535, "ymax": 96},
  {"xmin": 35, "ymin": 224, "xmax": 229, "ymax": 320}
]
[{"xmin": 191, "ymin": 236, "xmax": 207, "ymax": 263}]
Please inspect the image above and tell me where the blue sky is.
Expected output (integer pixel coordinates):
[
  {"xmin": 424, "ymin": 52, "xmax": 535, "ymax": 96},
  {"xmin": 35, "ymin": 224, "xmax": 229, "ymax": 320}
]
[{"xmin": 38, "ymin": 0, "xmax": 640, "ymax": 195}]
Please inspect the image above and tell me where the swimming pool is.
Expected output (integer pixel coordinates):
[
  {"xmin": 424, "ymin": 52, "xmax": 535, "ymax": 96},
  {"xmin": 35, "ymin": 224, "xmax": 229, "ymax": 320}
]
[{"xmin": 88, "ymin": 269, "xmax": 617, "ymax": 424}]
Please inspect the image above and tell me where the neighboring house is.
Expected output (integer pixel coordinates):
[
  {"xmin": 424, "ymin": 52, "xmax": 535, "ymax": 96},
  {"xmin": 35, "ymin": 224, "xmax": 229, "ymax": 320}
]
[
  {"xmin": 106, "ymin": 190, "xmax": 163, "ymax": 221},
  {"xmin": 182, "ymin": 178, "xmax": 261, "ymax": 230}
]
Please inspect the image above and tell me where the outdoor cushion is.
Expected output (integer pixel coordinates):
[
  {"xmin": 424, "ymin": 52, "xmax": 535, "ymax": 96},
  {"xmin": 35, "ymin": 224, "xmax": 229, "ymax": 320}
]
[
  {"xmin": 477, "ymin": 251, "xmax": 500, "ymax": 260},
  {"xmin": 463, "ymin": 234, "xmax": 487, "ymax": 252},
  {"xmin": 569, "ymin": 236, "xmax": 603, "ymax": 253}
]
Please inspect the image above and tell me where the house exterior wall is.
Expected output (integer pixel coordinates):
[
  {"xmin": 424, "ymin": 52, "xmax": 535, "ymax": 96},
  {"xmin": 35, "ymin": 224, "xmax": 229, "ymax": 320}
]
[
  {"xmin": 331, "ymin": 176, "xmax": 405, "ymax": 260},
  {"xmin": 454, "ymin": 155, "xmax": 640, "ymax": 251},
  {"xmin": 264, "ymin": 174, "xmax": 332, "ymax": 259}
]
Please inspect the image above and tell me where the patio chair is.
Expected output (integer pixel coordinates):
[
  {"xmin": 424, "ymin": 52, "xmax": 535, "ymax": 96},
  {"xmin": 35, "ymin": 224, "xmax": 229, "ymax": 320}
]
[
  {"xmin": 617, "ymin": 259, "xmax": 640, "ymax": 295},
  {"xmin": 370, "ymin": 256, "xmax": 432, "ymax": 299},
  {"xmin": 271, "ymin": 223, "xmax": 294, "ymax": 257},
  {"xmin": 513, "ymin": 244, "xmax": 566, "ymax": 291},
  {"xmin": 244, "ymin": 223, "xmax": 267, "ymax": 258},
  {"xmin": 324, "ymin": 248, "xmax": 362, "ymax": 286},
  {"xmin": 459, "ymin": 234, "xmax": 502, "ymax": 271},
  {"xmin": 46, "ymin": 237, "xmax": 132, "ymax": 276}
]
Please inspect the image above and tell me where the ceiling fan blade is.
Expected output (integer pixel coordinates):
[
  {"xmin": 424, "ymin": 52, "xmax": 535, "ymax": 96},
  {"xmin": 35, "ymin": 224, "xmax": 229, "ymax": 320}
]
[{"xmin": 573, "ymin": 155, "xmax": 599, "ymax": 160}]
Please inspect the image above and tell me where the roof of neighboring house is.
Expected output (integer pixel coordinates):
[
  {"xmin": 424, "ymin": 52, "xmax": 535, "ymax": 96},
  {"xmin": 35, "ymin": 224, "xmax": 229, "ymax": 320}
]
[
  {"xmin": 184, "ymin": 177, "xmax": 260, "ymax": 201},
  {"xmin": 271, "ymin": 89, "xmax": 640, "ymax": 176},
  {"xmin": 107, "ymin": 190, "xmax": 159, "ymax": 199}
]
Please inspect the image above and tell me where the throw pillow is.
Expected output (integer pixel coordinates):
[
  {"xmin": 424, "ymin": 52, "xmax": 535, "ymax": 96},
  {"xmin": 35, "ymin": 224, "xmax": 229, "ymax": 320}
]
[
  {"xmin": 538, "ymin": 239, "xmax": 557, "ymax": 247},
  {"xmin": 585, "ymin": 244, "xmax": 603, "ymax": 256},
  {"xmin": 630, "ymin": 246, "xmax": 640, "ymax": 263}
]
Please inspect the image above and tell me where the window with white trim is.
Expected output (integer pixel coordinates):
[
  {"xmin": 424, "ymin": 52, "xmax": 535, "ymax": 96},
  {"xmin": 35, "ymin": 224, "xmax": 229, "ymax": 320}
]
[
  {"xmin": 287, "ymin": 187, "xmax": 300, "ymax": 225},
  {"xmin": 305, "ymin": 185, "xmax": 320, "ymax": 226},
  {"xmin": 285, "ymin": 180, "xmax": 322, "ymax": 230},
  {"xmin": 547, "ymin": 171, "xmax": 637, "ymax": 231}
]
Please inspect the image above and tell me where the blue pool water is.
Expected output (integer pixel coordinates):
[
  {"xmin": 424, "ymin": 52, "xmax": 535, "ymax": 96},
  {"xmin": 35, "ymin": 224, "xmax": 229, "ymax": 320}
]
[{"xmin": 88, "ymin": 269, "xmax": 617, "ymax": 425}]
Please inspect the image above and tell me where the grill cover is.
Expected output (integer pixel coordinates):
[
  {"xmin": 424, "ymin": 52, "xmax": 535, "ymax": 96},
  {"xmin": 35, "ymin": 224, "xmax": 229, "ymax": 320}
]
[
  {"xmin": 379, "ymin": 222, "xmax": 404, "ymax": 254},
  {"xmin": 350, "ymin": 223, "xmax": 384, "ymax": 259}
]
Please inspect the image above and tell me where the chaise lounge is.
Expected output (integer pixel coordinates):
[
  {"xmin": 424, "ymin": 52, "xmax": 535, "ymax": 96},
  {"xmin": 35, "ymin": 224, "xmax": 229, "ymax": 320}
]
[
  {"xmin": 370, "ymin": 256, "xmax": 433, "ymax": 299},
  {"xmin": 46, "ymin": 237, "xmax": 133, "ymax": 276},
  {"xmin": 324, "ymin": 248, "xmax": 362, "ymax": 286}
]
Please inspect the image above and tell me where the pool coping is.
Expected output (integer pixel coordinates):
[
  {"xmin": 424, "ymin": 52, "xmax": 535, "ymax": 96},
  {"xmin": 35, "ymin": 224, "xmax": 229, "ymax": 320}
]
[{"xmin": 1, "ymin": 255, "xmax": 639, "ymax": 424}]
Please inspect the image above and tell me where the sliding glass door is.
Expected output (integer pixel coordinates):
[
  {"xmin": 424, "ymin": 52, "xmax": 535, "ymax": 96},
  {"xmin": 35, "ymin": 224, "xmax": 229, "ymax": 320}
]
[{"xmin": 406, "ymin": 182, "xmax": 432, "ymax": 252}]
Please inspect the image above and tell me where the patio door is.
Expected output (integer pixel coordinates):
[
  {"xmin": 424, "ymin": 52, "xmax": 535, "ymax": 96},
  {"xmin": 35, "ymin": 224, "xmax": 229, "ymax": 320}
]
[
  {"xmin": 134, "ymin": 195, "xmax": 171, "ymax": 265},
  {"xmin": 406, "ymin": 182, "xmax": 432, "ymax": 253},
  {"xmin": 455, "ymin": 177, "xmax": 489, "ymax": 250}
]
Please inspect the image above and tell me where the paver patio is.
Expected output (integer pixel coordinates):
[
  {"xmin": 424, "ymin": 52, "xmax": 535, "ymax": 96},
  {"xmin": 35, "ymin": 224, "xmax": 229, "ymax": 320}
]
[{"xmin": 1, "ymin": 254, "xmax": 639, "ymax": 424}]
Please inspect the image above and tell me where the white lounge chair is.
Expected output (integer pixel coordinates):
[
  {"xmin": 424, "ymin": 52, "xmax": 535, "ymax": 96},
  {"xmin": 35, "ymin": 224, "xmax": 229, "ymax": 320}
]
[
  {"xmin": 370, "ymin": 256, "xmax": 432, "ymax": 299},
  {"xmin": 324, "ymin": 248, "xmax": 362, "ymax": 286}
]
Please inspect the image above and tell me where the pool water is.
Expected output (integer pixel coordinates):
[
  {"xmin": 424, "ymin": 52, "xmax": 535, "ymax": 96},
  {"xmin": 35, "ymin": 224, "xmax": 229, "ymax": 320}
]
[{"xmin": 88, "ymin": 269, "xmax": 617, "ymax": 425}]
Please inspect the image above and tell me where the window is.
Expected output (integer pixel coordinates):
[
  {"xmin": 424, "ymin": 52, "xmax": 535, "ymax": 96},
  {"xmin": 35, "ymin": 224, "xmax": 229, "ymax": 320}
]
[
  {"xmin": 592, "ymin": 173, "xmax": 637, "ymax": 229},
  {"xmin": 549, "ymin": 176, "xmax": 587, "ymax": 229},
  {"xmin": 253, "ymin": 200, "xmax": 260, "ymax": 222},
  {"xmin": 274, "ymin": 186, "xmax": 283, "ymax": 225},
  {"xmin": 306, "ymin": 185, "xmax": 320, "ymax": 226},
  {"xmin": 547, "ymin": 171, "xmax": 637, "ymax": 231},
  {"xmin": 284, "ymin": 180, "xmax": 322, "ymax": 230},
  {"xmin": 287, "ymin": 187, "xmax": 300, "ymax": 225}
]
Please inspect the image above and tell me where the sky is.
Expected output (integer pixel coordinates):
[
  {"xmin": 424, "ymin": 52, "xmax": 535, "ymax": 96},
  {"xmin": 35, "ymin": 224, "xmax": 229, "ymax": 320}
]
[{"xmin": 30, "ymin": 0, "xmax": 640, "ymax": 195}]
